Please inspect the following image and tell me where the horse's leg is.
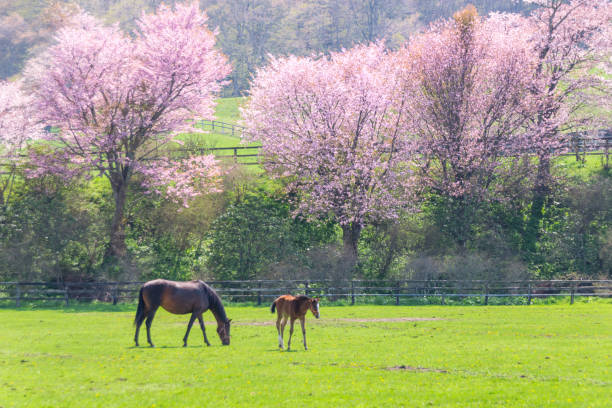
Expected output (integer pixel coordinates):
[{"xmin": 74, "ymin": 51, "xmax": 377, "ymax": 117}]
[
  {"xmin": 134, "ymin": 310, "xmax": 146, "ymax": 347},
  {"xmin": 145, "ymin": 306, "xmax": 158, "ymax": 347},
  {"xmin": 276, "ymin": 314, "xmax": 284, "ymax": 349},
  {"xmin": 197, "ymin": 314, "xmax": 211, "ymax": 346},
  {"xmin": 183, "ymin": 312, "xmax": 197, "ymax": 347},
  {"xmin": 280, "ymin": 316, "xmax": 288, "ymax": 350},
  {"xmin": 287, "ymin": 317, "xmax": 296, "ymax": 351},
  {"xmin": 300, "ymin": 317, "xmax": 307, "ymax": 350}
]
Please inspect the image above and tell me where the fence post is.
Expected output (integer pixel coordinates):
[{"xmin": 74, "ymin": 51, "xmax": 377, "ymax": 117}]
[
  {"xmin": 395, "ymin": 281, "xmax": 401, "ymax": 306},
  {"xmin": 257, "ymin": 281, "xmax": 262, "ymax": 306},
  {"xmin": 112, "ymin": 284, "xmax": 118, "ymax": 306},
  {"xmin": 527, "ymin": 283, "xmax": 532, "ymax": 305},
  {"xmin": 15, "ymin": 283, "xmax": 21, "ymax": 307},
  {"xmin": 351, "ymin": 280, "xmax": 355, "ymax": 305},
  {"xmin": 605, "ymin": 136, "xmax": 609, "ymax": 170},
  {"xmin": 484, "ymin": 283, "xmax": 489, "ymax": 306},
  {"xmin": 233, "ymin": 147, "xmax": 238, "ymax": 163},
  {"xmin": 64, "ymin": 283, "xmax": 70, "ymax": 306},
  {"xmin": 570, "ymin": 282, "xmax": 576, "ymax": 305}
]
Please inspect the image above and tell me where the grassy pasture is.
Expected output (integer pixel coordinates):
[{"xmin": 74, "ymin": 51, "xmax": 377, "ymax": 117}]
[{"xmin": 1, "ymin": 303, "xmax": 612, "ymax": 407}]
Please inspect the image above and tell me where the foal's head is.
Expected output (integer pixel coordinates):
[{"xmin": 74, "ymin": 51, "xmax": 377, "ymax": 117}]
[
  {"xmin": 217, "ymin": 319, "xmax": 231, "ymax": 345},
  {"xmin": 309, "ymin": 297, "xmax": 320, "ymax": 319}
]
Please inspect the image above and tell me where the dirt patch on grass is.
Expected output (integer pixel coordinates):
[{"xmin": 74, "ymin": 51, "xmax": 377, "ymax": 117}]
[
  {"xmin": 331, "ymin": 317, "xmax": 443, "ymax": 323},
  {"xmin": 386, "ymin": 365, "xmax": 448, "ymax": 373},
  {"xmin": 235, "ymin": 317, "xmax": 442, "ymax": 326}
]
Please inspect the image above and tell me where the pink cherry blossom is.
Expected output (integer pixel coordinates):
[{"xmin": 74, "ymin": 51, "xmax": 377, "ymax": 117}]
[{"xmin": 0, "ymin": 80, "xmax": 43, "ymax": 205}]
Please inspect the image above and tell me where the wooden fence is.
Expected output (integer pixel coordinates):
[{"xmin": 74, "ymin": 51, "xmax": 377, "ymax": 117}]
[
  {"xmin": 193, "ymin": 121, "xmax": 612, "ymax": 165},
  {"xmin": 1, "ymin": 280, "xmax": 611, "ymax": 307},
  {"xmin": 2, "ymin": 123, "xmax": 610, "ymax": 168},
  {"xmin": 199, "ymin": 120, "xmax": 247, "ymax": 138}
]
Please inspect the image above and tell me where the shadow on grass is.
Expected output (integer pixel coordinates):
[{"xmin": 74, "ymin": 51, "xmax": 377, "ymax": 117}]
[
  {"xmin": 0, "ymin": 301, "xmax": 136, "ymax": 313},
  {"xmin": 127, "ymin": 345, "xmax": 207, "ymax": 350},
  {"xmin": 2, "ymin": 296, "xmax": 611, "ymax": 313}
]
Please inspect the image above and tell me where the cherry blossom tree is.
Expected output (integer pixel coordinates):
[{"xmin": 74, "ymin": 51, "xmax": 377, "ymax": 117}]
[
  {"xmin": 25, "ymin": 2, "xmax": 231, "ymax": 258},
  {"xmin": 242, "ymin": 43, "xmax": 414, "ymax": 261},
  {"xmin": 0, "ymin": 80, "xmax": 42, "ymax": 206},
  {"xmin": 521, "ymin": 0, "xmax": 612, "ymax": 252},
  {"xmin": 394, "ymin": 6, "xmax": 537, "ymax": 244}
]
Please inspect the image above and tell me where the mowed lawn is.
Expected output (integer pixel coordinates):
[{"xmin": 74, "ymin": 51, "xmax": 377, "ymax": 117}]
[{"xmin": 1, "ymin": 303, "xmax": 612, "ymax": 407}]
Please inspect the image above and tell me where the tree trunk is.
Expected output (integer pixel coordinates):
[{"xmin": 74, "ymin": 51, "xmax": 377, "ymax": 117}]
[
  {"xmin": 106, "ymin": 180, "xmax": 128, "ymax": 259},
  {"xmin": 341, "ymin": 223, "xmax": 362, "ymax": 274},
  {"xmin": 524, "ymin": 155, "xmax": 551, "ymax": 255}
]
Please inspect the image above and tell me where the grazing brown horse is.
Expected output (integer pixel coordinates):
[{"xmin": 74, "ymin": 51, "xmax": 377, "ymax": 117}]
[
  {"xmin": 270, "ymin": 294, "xmax": 319, "ymax": 351},
  {"xmin": 134, "ymin": 279, "xmax": 231, "ymax": 347}
]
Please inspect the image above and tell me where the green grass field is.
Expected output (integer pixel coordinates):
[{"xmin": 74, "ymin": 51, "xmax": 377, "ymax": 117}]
[{"xmin": 2, "ymin": 302, "xmax": 612, "ymax": 407}]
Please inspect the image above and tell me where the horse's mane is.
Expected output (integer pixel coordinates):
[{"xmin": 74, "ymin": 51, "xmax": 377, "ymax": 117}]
[
  {"xmin": 200, "ymin": 281, "xmax": 229, "ymax": 323},
  {"xmin": 293, "ymin": 294, "xmax": 312, "ymax": 308}
]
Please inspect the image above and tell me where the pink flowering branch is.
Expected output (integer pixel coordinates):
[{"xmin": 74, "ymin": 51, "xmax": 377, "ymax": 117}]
[
  {"xmin": 0, "ymin": 80, "xmax": 43, "ymax": 205},
  {"xmin": 137, "ymin": 154, "xmax": 222, "ymax": 208}
]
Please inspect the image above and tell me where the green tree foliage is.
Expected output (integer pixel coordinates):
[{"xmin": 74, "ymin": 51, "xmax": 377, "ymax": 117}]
[
  {"xmin": 204, "ymin": 190, "xmax": 336, "ymax": 280},
  {"xmin": 534, "ymin": 173, "xmax": 612, "ymax": 278},
  {"xmin": 125, "ymin": 180, "xmax": 227, "ymax": 281},
  {"xmin": 0, "ymin": 175, "xmax": 110, "ymax": 282}
]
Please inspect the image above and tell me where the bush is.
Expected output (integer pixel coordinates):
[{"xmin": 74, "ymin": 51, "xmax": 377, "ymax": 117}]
[{"xmin": 204, "ymin": 190, "xmax": 336, "ymax": 280}]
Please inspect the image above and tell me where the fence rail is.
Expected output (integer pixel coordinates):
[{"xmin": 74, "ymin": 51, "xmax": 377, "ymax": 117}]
[
  {"xmin": 1, "ymin": 280, "xmax": 611, "ymax": 307},
  {"xmin": 191, "ymin": 123, "xmax": 612, "ymax": 164},
  {"xmin": 1, "ymin": 124, "xmax": 610, "ymax": 167},
  {"xmin": 199, "ymin": 120, "xmax": 247, "ymax": 138}
]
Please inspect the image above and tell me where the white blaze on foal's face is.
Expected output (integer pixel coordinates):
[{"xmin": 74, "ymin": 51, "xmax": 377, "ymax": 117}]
[{"xmin": 312, "ymin": 299, "xmax": 320, "ymax": 318}]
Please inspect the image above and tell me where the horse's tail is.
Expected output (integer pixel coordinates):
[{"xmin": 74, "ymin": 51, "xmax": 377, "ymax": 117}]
[
  {"xmin": 134, "ymin": 287, "xmax": 146, "ymax": 326},
  {"xmin": 270, "ymin": 300, "xmax": 276, "ymax": 314}
]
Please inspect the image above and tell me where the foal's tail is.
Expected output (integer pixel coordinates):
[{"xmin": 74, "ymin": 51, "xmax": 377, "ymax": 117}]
[
  {"xmin": 270, "ymin": 300, "xmax": 276, "ymax": 314},
  {"xmin": 134, "ymin": 287, "xmax": 146, "ymax": 326}
]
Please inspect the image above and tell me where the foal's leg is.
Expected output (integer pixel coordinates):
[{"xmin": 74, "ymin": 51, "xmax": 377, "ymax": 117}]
[
  {"xmin": 276, "ymin": 314, "xmax": 284, "ymax": 349},
  {"xmin": 197, "ymin": 314, "xmax": 211, "ymax": 346},
  {"xmin": 183, "ymin": 312, "xmax": 198, "ymax": 347},
  {"xmin": 287, "ymin": 317, "xmax": 296, "ymax": 351},
  {"xmin": 145, "ymin": 306, "xmax": 158, "ymax": 347},
  {"xmin": 300, "ymin": 317, "xmax": 307, "ymax": 350},
  {"xmin": 279, "ymin": 316, "xmax": 288, "ymax": 350}
]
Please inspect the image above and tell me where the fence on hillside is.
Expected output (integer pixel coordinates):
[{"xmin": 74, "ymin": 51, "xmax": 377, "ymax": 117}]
[
  {"xmin": 1, "ymin": 124, "xmax": 610, "ymax": 168},
  {"xmin": 193, "ymin": 122, "xmax": 612, "ymax": 164},
  {"xmin": 1, "ymin": 279, "xmax": 611, "ymax": 307},
  {"xmin": 199, "ymin": 120, "xmax": 247, "ymax": 138}
]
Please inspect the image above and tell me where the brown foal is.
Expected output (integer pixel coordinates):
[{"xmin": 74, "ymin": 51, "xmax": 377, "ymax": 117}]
[
  {"xmin": 270, "ymin": 294, "xmax": 320, "ymax": 350},
  {"xmin": 134, "ymin": 279, "xmax": 231, "ymax": 347}
]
